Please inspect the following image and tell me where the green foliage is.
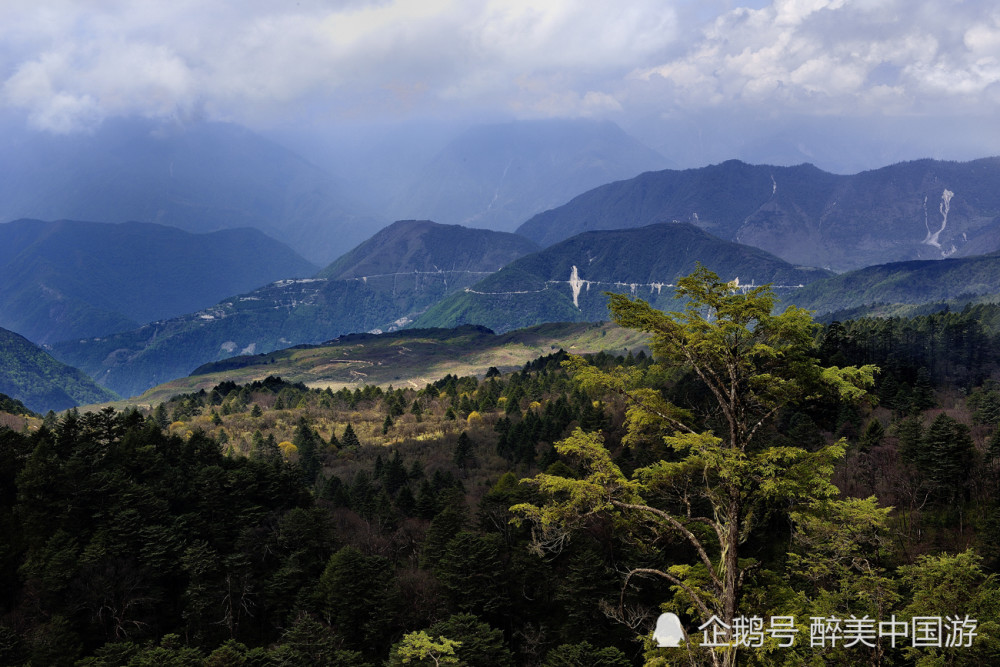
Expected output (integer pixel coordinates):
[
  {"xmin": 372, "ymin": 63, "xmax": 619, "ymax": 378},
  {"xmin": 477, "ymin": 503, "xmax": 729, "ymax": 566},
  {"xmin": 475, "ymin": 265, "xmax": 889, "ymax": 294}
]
[
  {"xmin": 541, "ymin": 641, "xmax": 631, "ymax": 667},
  {"xmin": 452, "ymin": 431, "xmax": 473, "ymax": 468},
  {"xmin": 316, "ymin": 546, "xmax": 400, "ymax": 657},
  {"xmin": 816, "ymin": 304, "xmax": 1000, "ymax": 392},
  {"xmin": 0, "ymin": 392, "xmax": 35, "ymax": 417},
  {"xmin": 10, "ymin": 294, "xmax": 1000, "ymax": 666},
  {"xmin": 0, "ymin": 327, "xmax": 118, "ymax": 412},
  {"xmin": 514, "ymin": 266, "xmax": 877, "ymax": 666},
  {"xmin": 423, "ymin": 614, "xmax": 514, "ymax": 667},
  {"xmin": 918, "ymin": 414, "xmax": 976, "ymax": 503},
  {"xmin": 794, "ymin": 252, "xmax": 1000, "ymax": 318},
  {"xmin": 388, "ymin": 631, "xmax": 461, "ymax": 666},
  {"xmin": 294, "ymin": 418, "xmax": 321, "ymax": 485},
  {"xmin": 899, "ymin": 551, "xmax": 1000, "ymax": 665},
  {"xmin": 341, "ymin": 423, "xmax": 361, "ymax": 449},
  {"xmin": 435, "ymin": 532, "xmax": 509, "ymax": 620}
]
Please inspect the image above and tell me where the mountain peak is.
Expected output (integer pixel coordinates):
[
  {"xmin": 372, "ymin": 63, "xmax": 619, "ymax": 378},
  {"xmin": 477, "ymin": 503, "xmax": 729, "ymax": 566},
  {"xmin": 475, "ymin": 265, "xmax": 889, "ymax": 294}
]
[{"xmin": 317, "ymin": 220, "xmax": 539, "ymax": 280}]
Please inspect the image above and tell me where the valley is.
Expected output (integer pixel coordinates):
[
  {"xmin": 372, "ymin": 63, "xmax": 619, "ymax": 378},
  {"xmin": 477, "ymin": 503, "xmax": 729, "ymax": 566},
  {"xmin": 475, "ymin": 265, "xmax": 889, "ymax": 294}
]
[
  {"xmin": 6, "ymin": 3, "xmax": 1000, "ymax": 665},
  {"xmin": 4, "ymin": 129, "xmax": 1000, "ymax": 667}
]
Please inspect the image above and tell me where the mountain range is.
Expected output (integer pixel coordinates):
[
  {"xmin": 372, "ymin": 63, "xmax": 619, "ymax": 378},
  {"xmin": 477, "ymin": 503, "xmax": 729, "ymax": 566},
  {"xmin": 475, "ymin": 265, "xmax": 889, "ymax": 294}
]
[
  {"xmin": 517, "ymin": 158, "xmax": 1000, "ymax": 272},
  {"xmin": 48, "ymin": 220, "xmax": 838, "ymax": 397},
  {"xmin": 0, "ymin": 117, "xmax": 381, "ymax": 264},
  {"xmin": 414, "ymin": 222, "xmax": 832, "ymax": 332},
  {"xmin": 50, "ymin": 221, "xmax": 539, "ymax": 397},
  {"xmin": 7, "ymin": 137, "xmax": 1000, "ymax": 408},
  {"xmin": 0, "ymin": 219, "xmax": 317, "ymax": 344}
]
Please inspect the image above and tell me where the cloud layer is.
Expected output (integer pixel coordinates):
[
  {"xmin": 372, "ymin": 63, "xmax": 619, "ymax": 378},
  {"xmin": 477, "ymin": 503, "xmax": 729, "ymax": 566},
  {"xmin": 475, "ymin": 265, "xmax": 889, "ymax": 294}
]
[
  {"xmin": 1, "ymin": 0, "xmax": 997, "ymax": 137},
  {"xmin": 635, "ymin": 0, "xmax": 1000, "ymax": 117}
]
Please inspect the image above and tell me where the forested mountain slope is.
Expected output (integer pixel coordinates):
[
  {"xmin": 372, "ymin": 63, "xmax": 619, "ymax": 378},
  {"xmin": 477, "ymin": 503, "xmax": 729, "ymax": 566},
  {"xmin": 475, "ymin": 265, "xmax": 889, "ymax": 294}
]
[
  {"xmin": 6, "ymin": 292, "xmax": 1000, "ymax": 664},
  {"xmin": 416, "ymin": 222, "xmax": 831, "ymax": 332},
  {"xmin": 790, "ymin": 250, "xmax": 1000, "ymax": 316},
  {"xmin": 0, "ymin": 326, "xmax": 117, "ymax": 412}
]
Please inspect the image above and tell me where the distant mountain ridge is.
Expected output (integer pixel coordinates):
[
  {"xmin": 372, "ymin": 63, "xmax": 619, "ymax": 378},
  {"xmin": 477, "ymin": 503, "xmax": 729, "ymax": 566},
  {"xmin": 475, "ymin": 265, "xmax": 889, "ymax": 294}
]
[
  {"xmin": 318, "ymin": 219, "xmax": 539, "ymax": 279},
  {"xmin": 0, "ymin": 326, "xmax": 117, "ymax": 412},
  {"xmin": 516, "ymin": 158, "xmax": 1000, "ymax": 272},
  {"xmin": 0, "ymin": 219, "xmax": 317, "ymax": 344},
  {"xmin": 788, "ymin": 250, "xmax": 1000, "ymax": 316},
  {"xmin": 387, "ymin": 119, "xmax": 669, "ymax": 231},
  {"xmin": 0, "ymin": 117, "xmax": 383, "ymax": 264},
  {"xmin": 51, "ymin": 220, "xmax": 539, "ymax": 397},
  {"xmin": 415, "ymin": 222, "xmax": 831, "ymax": 333}
]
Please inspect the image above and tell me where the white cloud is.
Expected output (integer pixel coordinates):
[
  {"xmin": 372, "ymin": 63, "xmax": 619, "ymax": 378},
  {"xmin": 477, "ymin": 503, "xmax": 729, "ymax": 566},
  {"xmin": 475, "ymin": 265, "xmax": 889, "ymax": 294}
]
[
  {"xmin": 634, "ymin": 0, "xmax": 1000, "ymax": 116},
  {"xmin": 0, "ymin": 0, "xmax": 677, "ymax": 131},
  {"xmin": 0, "ymin": 0, "xmax": 997, "ymax": 134}
]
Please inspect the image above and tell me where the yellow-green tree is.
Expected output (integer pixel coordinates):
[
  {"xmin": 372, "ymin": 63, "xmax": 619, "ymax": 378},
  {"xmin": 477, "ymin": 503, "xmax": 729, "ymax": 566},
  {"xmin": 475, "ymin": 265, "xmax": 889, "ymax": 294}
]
[
  {"xmin": 513, "ymin": 266, "xmax": 877, "ymax": 667},
  {"xmin": 389, "ymin": 631, "xmax": 461, "ymax": 666}
]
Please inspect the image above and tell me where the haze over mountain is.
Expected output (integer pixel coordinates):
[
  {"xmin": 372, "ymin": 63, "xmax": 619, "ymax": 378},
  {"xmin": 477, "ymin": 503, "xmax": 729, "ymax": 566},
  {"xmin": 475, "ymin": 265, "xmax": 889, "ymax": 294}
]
[
  {"xmin": 0, "ymin": 326, "xmax": 117, "ymax": 413},
  {"xmin": 384, "ymin": 119, "xmax": 669, "ymax": 232},
  {"xmin": 0, "ymin": 117, "xmax": 382, "ymax": 264},
  {"xmin": 0, "ymin": 219, "xmax": 317, "ymax": 344},
  {"xmin": 51, "ymin": 220, "xmax": 539, "ymax": 397},
  {"xmin": 415, "ymin": 222, "xmax": 831, "ymax": 333},
  {"xmin": 517, "ymin": 158, "xmax": 1000, "ymax": 272}
]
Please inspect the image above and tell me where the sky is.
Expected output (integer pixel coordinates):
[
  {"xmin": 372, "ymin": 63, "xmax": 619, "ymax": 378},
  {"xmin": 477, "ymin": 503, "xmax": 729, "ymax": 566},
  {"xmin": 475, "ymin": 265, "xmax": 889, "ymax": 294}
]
[{"xmin": 1, "ymin": 0, "xmax": 999, "ymax": 171}]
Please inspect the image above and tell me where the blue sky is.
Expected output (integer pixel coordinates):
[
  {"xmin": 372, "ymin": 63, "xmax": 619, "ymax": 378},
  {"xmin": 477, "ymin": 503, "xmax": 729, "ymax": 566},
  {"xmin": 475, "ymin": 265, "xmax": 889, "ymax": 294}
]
[{"xmin": 2, "ymin": 1, "xmax": 998, "ymax": 170}]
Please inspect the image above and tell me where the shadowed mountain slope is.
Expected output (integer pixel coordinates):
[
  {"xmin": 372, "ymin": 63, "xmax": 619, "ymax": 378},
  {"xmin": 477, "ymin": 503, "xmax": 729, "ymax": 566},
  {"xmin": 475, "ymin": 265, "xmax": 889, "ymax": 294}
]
[
  {"xmin": 0, "ymin": 326, "xmax": 117, "ymax": 412},
  {"xmin": 516, "ymin": 158, "xmax": 1000, "ymax": 272},
  {"xmin": 0, "ymin": 219, "xmax": 317, "ymax": 344},
  {"xmin": 415, "ymin": 222, "xmax": 831, "ymax": 333}
]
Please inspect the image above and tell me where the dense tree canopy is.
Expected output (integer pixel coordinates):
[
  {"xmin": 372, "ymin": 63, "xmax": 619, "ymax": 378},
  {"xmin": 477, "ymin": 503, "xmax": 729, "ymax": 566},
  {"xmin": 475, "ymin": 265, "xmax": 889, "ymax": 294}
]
[
  {"xmin": 3, "ymin": 269, "xmax": 1000, "ymax": 665},
  {"xmin": 514, "ymin": 267, "xmax": 878, "ymax": 666}
]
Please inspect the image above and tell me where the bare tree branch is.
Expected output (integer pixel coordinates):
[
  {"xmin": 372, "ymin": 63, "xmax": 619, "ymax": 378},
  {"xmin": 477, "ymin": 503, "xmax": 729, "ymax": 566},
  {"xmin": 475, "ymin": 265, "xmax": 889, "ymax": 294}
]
[{"xmin": 613, "ymin": 500, "xmax": 724, "ymax": 593}]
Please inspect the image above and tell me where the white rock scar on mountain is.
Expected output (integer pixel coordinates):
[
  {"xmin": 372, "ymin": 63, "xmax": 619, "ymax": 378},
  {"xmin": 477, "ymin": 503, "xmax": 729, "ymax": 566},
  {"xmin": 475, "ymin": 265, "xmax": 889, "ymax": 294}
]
[{"xmin": 923, "ymin": 189, "xmax": 954, "ymax": 249}]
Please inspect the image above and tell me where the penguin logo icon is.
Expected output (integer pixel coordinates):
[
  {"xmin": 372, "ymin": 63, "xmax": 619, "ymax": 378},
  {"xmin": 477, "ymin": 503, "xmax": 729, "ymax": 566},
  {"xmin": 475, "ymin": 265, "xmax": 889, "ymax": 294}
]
[{"xmin": 653, "ymin": 613, "xmax": 685, "ymax": 647}]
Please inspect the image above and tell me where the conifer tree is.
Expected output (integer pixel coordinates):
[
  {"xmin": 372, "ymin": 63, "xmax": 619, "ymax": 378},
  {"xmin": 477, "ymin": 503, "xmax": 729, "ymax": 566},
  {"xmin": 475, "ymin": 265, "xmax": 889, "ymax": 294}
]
[
  {"xmin": 859, "ymin": 418, "xmax": 885, "ymax": 451},
  {"xmin": 513, "ymin": 266, "xmax": 877, "ymax": 667},
  {"xmin": 415, "ymin": 480, "xmax": 438, "ymax": 520},
  {"xmin": 294, "ymin": 418, "xmax": 320, "ymax": 485},
  {"xmin": 912, "ymin": 367, "xmax": 936, "ymax": 410},
  {"xmin": 153, "ymin": 402, "xmax": 169, "ymax": 429},
  {"xmin": 384, "ymin": 451, "xmax": 408, "ymax": 494},
  {"xmin": 342, "ymin": 423, "xmax": 361, "ymax": 449},
  {"xmin": 453, "ymin": 432, "xmax": 473, "ymax": 468},
  {"xmin": 920, "ymin": 413, "xmax": 975, "ymax": 504},
  {"xmin": 420, "ymin": 491, "xmax": 467, "ymax": 569}
]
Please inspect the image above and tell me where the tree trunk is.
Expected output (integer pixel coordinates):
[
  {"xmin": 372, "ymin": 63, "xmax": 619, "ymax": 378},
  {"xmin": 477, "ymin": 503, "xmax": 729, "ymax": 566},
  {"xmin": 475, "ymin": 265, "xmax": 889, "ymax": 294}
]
[{"xmin": 722, "ymin": 487, "xmax": 742, "ymax": 667}]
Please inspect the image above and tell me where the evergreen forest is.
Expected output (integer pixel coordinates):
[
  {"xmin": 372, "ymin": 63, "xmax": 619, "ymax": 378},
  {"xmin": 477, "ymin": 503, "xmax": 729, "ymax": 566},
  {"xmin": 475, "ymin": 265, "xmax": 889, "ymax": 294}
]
[{"xmin": 3, "ymin": 272, "xmax": 1000, "ymax": 666}]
